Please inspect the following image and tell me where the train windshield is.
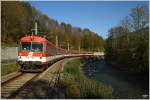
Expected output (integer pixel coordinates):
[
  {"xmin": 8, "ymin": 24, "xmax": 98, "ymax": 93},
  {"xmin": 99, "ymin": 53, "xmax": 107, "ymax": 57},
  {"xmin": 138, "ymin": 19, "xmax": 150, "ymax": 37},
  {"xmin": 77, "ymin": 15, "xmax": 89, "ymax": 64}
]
[
  {"xmin": 21, "ymin": 42, "xmax": 43, "ymax": 52},
  {"xmin": 31, "ymin": 42, "xmax": 43, "ymax": 52},
  {"xmin": 21, "ymin": 42, "xmax": 31, "ymax": 51}
]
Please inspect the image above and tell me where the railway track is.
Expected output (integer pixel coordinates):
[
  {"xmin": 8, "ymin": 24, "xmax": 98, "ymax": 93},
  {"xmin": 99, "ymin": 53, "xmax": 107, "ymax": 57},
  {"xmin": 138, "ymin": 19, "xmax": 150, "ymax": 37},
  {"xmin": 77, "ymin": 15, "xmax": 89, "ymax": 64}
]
[
  {"xmin": 14, "ymin": 59, "xmax": 70, "ymax": 99},
  {"xmin": 35, "ymin": 58, "xmax": 64, "ymax": 87},
  {"xmin": 1, "ymin": 59, "xmax": 65, "ymax": 99},
  {"xmin": 1, "ymin": 58, "xmax": 79, "ymax": 99},
  {"xmin": 1, "ymin": 72, "xmax": 39, "ymax": 99}
]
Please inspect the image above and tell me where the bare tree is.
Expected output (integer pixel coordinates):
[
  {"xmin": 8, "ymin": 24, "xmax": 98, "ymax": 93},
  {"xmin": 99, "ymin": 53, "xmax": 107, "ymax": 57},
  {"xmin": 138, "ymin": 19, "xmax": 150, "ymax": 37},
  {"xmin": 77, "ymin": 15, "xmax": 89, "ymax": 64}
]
[
  {"xmin": 121, "ymin": 16, "xmax": 132, "ymax": 32},
  {"xmin": 130, "ymin": 5, "xmax": 149, "ymax": 31},
  {"xmin": 120, "ymin": 16, "xmax": 132, "ymax": 43}
]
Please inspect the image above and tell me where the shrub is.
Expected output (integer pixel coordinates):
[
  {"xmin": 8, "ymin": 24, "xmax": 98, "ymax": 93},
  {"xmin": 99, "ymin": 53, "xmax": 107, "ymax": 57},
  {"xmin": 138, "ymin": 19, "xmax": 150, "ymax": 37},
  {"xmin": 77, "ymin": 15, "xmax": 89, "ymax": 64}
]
[{"xmin": 62, "ymin": 58, "xmax": 113, "ymax": 99}]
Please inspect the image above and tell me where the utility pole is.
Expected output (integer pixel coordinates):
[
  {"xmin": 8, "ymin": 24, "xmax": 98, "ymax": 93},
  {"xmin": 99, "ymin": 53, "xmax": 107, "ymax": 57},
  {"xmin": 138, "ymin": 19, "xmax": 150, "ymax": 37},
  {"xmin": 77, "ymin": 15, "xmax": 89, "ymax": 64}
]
[
  {"xmin": 56, "ymin": 35, "xmax": 58, "ymax": 47},
  {"xmin": 67, "ymin": 42, "xmax": 70, "ymax": 51},
  {"xmin": 35, "ymin": 21, "xmax": 38, "ymax": 35},
  {"xmin": 32, "ymin": 32, "xmax": 33, "ymax": 36},
  {"xmin": 78, "ymin": 44, "xmax": 80, "ymax": 52}
]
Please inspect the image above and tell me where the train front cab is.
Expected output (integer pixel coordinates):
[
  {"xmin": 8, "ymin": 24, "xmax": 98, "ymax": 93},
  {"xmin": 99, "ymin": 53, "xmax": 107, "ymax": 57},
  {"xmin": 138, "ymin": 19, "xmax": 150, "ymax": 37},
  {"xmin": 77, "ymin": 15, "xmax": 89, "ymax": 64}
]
[{"xmin": 17, "ymin": 36, "xmax": 49, "ymax": 72}]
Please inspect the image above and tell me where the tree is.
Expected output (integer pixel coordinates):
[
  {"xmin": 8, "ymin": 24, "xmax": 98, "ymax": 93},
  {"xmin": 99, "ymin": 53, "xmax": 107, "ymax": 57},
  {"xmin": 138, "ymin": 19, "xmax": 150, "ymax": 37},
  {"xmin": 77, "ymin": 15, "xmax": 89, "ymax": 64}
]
[
  {"xmin": 130, "ymin": 5, "xmax": 149, "ymax": 31},
  {"xmin": 1, "ymin": 1, "xmax": 105, "ymax": 52},
  {"xmin": 2, "ymin": 1, "xmax": 29, "ymax": 43},
  {"xmin": 106, "ymin": 4, "xmax": 149, "ymax": 73},
  {"xmin": 120, "ymin": 16, "xmax": 132, "ymax": 32}
]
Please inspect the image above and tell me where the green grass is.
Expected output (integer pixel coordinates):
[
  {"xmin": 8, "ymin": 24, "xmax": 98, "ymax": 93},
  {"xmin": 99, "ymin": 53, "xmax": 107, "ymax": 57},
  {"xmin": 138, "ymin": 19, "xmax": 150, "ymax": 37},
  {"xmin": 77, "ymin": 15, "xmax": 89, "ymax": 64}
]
[
  {"xmin": 1, "ymin": 63, "xmax": 20, "ymax": 76},
  {"xmin": 62, "ymin": 58, "xmax": 113, "ymax": 99}
]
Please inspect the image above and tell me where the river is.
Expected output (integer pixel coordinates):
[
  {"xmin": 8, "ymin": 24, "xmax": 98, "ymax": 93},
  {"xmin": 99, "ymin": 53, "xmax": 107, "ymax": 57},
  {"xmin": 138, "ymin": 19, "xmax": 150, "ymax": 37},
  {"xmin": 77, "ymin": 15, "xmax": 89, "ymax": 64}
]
[{"xmin": 84, "ymin": 58, "xmax": 149, "ymax": 99}]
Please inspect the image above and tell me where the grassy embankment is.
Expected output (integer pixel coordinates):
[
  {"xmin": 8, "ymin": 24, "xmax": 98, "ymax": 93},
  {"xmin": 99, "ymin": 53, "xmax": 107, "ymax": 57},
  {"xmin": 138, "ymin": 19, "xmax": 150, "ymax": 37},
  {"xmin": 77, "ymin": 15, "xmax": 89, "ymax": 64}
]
[
  {"xmin": 62, "ymin": 58, "xmax": 113, "ymax": 99},
  {"xmin": 1, "ymin": 63, "xmax": 20, "ymax": 76}
]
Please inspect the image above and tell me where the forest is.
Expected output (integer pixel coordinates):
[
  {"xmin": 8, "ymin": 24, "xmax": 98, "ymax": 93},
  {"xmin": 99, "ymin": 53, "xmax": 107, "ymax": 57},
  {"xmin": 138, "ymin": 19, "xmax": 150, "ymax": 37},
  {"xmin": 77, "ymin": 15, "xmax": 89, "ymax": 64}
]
[
  {"xmin": 1, "ymin": 1, "xmax": 149, "ymax": 73},
  {"xmin": 1, "ymin": 1, "xmax": 105, "ymax": 52},
  {"xmin": 105, "ymin": 4, "xmax": 149, "ymax": 73}
]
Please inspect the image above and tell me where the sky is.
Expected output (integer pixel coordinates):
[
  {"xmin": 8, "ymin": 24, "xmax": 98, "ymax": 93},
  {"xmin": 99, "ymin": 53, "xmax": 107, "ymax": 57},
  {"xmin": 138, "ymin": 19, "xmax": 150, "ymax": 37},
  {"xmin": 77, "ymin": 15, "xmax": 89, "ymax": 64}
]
[{"xmin": 29, "ymin": 1, "xmax": 148, "ymax": 39}]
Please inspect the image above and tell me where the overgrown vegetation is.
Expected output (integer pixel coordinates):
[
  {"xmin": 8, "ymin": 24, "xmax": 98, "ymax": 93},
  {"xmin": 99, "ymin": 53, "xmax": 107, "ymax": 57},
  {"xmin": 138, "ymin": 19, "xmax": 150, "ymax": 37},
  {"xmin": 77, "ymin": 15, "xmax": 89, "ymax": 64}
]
[
  {"xmin": 105, "ymin": 4, "xmax": 149, "ymax": 73},
  {"xmin": 1, "ymin": 42, "xmax": 18, "ymax": 48},
  {"xmin": 1, "ymin": 63, "xmax": 20, "ymax": 76},
  {"xmin": 62, "ymin": 58, "xmax": 113, "ymax": 99},
  {"xmin": 2, "ymin": 1, "xmax": 105, "ymax": 51}
]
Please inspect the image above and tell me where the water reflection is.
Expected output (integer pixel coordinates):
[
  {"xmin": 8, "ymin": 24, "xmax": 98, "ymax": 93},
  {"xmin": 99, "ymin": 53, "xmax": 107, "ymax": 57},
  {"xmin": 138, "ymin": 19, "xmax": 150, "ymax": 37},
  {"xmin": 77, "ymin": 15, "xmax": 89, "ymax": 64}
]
[{"xmin": 84, "ymin": 59, "xmax": 149, "ymax": 99}]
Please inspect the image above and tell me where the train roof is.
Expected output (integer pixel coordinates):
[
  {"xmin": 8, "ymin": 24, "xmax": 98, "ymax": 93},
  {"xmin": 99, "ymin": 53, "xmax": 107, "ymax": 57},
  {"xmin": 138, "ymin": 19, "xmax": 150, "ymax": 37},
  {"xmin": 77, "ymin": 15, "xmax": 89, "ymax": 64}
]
[{"xmin": 20, "ymin": 36, "xmax": 48, "ymax": 43}]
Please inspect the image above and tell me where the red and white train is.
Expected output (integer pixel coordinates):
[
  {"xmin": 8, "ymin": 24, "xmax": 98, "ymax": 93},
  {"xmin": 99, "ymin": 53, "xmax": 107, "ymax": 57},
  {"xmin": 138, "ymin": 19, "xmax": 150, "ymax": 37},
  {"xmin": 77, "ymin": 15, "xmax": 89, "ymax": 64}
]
[{"xmin": 17, "ymin": 35, "xmax": 93, "ymax": 72}]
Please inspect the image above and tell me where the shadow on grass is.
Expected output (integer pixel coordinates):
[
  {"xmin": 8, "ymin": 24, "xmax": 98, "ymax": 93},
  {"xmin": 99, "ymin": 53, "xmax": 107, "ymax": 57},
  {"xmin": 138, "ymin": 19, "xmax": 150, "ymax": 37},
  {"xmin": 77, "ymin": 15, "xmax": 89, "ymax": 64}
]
[{"xmin": 15, "ymin": 79, "xmax": 65, "ymax": 99}]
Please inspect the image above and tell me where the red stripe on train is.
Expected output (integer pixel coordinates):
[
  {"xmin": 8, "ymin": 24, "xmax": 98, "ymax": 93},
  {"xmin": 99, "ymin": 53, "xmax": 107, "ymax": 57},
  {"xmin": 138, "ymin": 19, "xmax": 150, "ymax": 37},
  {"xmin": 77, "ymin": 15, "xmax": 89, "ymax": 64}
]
[
  {"xmin": 33, "ymin": 52, "xmax": 48, "ymax": 57},
  {"xmin": 32, "ymin": 52, "xmax": 41, "ymax": 56},
  {"xmin": 42, "ymin": 52, "xmax": 48, "ymax": 57},
  {"xmin": 19, "ymin": 52, "xmax": 48, "ymax": 57},
  {"xmin": 19, "ymin": 52, "xmax": 28, "ymax": 56}
]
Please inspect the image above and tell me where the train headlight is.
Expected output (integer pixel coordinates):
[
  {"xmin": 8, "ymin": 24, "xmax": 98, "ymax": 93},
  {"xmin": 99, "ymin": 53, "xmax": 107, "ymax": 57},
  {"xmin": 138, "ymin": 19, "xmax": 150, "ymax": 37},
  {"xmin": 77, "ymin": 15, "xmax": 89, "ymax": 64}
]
[{"xmin": 18, "ymin": 56, "xmax": 21, "ymax": 60}]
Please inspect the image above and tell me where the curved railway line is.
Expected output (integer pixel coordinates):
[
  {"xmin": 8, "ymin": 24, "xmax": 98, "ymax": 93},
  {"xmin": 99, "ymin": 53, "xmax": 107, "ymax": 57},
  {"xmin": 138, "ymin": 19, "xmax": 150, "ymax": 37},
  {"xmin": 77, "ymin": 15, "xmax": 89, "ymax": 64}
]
[
  {"xmin": 1, "ymin": 57, "xmax": 89, "ymax": 99},
  {"xmin": 1, "ymin": 72, "xmax": 40, "ymax": 98},
  {"xmin": 15, "ymin": 58, "xmax": 69, "ymax": 99},
  {"xmin": 1, "ymin": 58, "xmax": 76, "ymax": 99}
]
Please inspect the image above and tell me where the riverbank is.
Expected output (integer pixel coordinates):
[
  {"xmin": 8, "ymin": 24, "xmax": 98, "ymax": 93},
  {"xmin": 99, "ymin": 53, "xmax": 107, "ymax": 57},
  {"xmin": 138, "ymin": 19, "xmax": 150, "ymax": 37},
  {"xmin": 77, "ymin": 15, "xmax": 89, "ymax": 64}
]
[
  {"xmin": 83, "ymin": 57, "xmax": 149, "ymax": 99},
  {"xmin": 61, "ymin": 57, "xmax": 113, "ymax": 99}
]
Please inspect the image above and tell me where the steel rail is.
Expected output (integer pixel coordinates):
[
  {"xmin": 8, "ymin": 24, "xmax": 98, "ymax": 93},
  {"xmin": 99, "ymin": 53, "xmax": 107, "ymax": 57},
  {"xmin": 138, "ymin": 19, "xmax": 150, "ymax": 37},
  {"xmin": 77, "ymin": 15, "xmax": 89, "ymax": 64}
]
[{"xmin": 1, "ymin": 73, "xmax": 40, "ymax": 99}]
